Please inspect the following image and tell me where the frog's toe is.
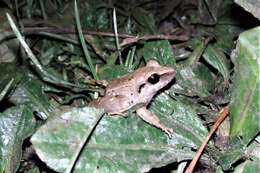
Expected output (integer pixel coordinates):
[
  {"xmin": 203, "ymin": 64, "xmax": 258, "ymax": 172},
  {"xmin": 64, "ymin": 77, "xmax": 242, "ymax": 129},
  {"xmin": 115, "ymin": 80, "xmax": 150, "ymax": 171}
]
[{"xmin": 164, "ymin": 127, "xmax": 173, "ymax": 138}]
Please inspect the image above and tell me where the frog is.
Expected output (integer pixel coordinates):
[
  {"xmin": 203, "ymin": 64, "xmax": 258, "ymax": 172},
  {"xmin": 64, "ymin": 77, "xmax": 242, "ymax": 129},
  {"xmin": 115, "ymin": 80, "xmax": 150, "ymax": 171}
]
[{"xmin": 89, "ymin": 60, "xmax": 176, "ymax": 137}]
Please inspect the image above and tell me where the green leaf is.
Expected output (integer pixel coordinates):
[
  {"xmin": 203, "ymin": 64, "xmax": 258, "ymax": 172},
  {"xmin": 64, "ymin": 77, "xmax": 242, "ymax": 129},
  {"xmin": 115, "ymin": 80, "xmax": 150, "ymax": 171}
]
[
  {"xmin": 171, "ymin": 63, "xmax": 215, "ymax": 97},
  {"xmin": 185, "ymin": 39, "xmax": 207, "ymax": 66},
  {"xmin": 151, "ymin": 93, "xmax": 209, "ymax": 147},
  {"xmin": 143, "ymin": 40, "xmax": 176, "ymax": 66},
  {"xmin": 39, "ymin": 41, "xmax": 63, "ymax": 66},
  {"xmin": 196, "ymin": 3, "xmax": 243, "ymax": 55},
  {"xmin": 229, "ymin": 26, "xmax": 260, "ymax": 143},
  {"xmin": 0, "ymin": 63, "xmax": 22, "ymax": 102},
  {"xmin": 9, "ymin": 73, "xmax": 52, "ymax": 120},
  {"xmin": 99, "ymin": 64, "xmax": 130, "ymax": 80},
  {"xmin": 246, "ymin": 136, "xmax": 260, "ymax": 159},
  {"xmin": 219, "ymin": 27, "xmax": 260, "ymax": 171},
  {"xmin": 131, "ymin": 7, "xmax": 156, "ymax": 34},
  {"xmin": 203, "ymin": 45, "xmax": 230, "ymax": 84},
  {"xmin": 0, "ymin": 105, "xmax": 36, "ymax": 173},
  {"xmin": 233, "ymin": 158, "xmax": 260, "ymax": 173},
  {"xmin": 218, "ymin": 138, "xmax": 245, "ymax": 170},
  {"xmin": 81, "ymin": 1, "xmax": 110, "ymax": 30},
  {"xmin": 31, "ymin": 100, "xmax": 207, "ymax": 172},
  {"xmin": 219, "ymin": 135, "xmax": 260, "ymax": 170},
  {"xmin": 0, "ymin": 39, "xmax": 16, "ymax": 63},
  {"xmin": 213, "ymin": 23, "xmax": 242, "ymax": 54},
  {"xmin": 0, "ymin": 63, "xmax": 23, "ymax": 91},
  {"xmin": 0, "ymin": 63, "xmax": 52, "ymax": 119}
]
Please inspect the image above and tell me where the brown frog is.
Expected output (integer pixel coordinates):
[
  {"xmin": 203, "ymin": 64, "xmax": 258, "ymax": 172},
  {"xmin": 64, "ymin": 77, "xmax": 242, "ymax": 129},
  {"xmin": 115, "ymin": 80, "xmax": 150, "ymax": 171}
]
[{"xmin": 89, "ymin": 60, "xmax": 175, "ymax": 136}]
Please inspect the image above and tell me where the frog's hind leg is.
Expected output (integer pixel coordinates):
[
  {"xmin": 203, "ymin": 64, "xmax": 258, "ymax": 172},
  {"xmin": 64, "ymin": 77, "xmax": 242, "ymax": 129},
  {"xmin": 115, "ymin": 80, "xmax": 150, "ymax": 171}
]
[{"xmin": 136, "ymin": 107, "xmax": 173, "ymax": 137}]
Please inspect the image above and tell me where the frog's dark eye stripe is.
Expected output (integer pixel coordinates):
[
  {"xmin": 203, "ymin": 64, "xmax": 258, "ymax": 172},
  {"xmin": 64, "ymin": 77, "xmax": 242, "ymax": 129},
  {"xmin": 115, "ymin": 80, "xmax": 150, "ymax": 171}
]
[
  {"xmin": 138, "ymin": 83, "xmax": 145, "ymax": 93},
  {"xmin": 148, "ymin": 73, "xmax": 160, "ymax": 84}
]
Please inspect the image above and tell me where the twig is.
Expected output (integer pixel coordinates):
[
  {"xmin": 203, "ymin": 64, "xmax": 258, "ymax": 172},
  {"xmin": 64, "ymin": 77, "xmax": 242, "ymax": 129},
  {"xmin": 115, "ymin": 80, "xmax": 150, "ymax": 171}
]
[
  {"xmin": 120, "ymin": 34, "xmax": 189, "ymax": 47},
  {"xmin": 185, "ymin": 106, "xmax": 229, "ymax": 173},
  {"xmin": 4, "ymin": 27, "xmax": 133, "ymax": 38},
  {"xmin": 112, "ymin": 8, "xmax": 122, "ymax": 64},
  {"xmin": 3, "ymin": 27, "xmax": 189, "ymax": 46}
]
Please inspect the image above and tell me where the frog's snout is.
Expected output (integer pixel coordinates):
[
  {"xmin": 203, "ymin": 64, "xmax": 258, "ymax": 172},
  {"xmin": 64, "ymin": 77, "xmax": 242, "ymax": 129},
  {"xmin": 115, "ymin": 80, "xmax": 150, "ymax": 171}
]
[{"xmin": 163, "ymin": 67, "xmax": 176, "ymax": 77}]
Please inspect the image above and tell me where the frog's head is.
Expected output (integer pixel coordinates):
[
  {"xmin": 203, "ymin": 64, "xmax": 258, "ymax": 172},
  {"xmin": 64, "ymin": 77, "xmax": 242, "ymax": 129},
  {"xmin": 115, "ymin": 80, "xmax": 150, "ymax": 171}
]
[{"xmin": 136, "ymin": 60, "xmax": 176, "ymax": 101}]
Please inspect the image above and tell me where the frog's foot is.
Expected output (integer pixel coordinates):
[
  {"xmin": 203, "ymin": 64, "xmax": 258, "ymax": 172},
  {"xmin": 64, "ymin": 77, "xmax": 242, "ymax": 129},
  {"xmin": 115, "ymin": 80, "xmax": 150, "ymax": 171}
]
[
  {"xmin": 97, "ymin": 80, "xmax": 109, "ymax": 86},
  {"xmin": 162, "ymin": 127, "xmax": 173, "ymax": 138}
]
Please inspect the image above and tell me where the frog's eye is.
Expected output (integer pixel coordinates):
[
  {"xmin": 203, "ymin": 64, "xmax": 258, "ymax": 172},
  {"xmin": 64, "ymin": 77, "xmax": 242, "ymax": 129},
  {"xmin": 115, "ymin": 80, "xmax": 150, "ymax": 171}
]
[{"xmin": 148, "ymin": 73, "xmax": 160, "ymax": 84}]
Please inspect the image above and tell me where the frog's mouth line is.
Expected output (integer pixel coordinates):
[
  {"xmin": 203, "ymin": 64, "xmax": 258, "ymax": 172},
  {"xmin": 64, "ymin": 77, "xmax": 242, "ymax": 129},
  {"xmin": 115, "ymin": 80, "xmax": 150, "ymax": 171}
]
[{"xmin": 160, "ymin": 72, "xmax": 176, "ymax": 89}]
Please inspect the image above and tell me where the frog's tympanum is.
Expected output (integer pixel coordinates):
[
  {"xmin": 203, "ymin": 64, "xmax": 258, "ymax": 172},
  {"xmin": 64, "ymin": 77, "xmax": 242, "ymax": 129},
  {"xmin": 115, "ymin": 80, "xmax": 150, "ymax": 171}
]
[{"xmin": 89, "ymin": 60, "xmax": 176, "ymax": 136}]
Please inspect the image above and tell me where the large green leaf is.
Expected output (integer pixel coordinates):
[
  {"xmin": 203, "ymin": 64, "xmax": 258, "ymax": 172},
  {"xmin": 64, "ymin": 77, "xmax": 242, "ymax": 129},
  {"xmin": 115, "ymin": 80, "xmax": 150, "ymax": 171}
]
[
  {"xmin": 217, "ymin": 157, "xmax": 260, "ymax": 173},
  {"xmin": 203, "ymin": 45, "xmax": 230, "ymax": 84},
  {"xmin": 0, "ymin": 105, "xmax": 36, "ymax": 173},
  {"xmin": 171, "ymin": 63, "xmax": 215, "ymax": 97},
  {"xmin": 31, "ymin": 93, "xmax": 209, "ymax": 172},
  {"xmin": 9, "ymin": 73, "xmax": 53, "ymax": 119},
  {"xmin": 233, "ymin": 158, "xmax": 260, "ymax": 173},
  {"xmin": 218, "ymin": 137, "xmax": 245, "ymax": 170},
  {"xmin": 143, "ymin": 40, "xmax": 176, "ymax": 66},
  {"xmin": 229, "ymin": 26, "xmax": 260, "ymax": 143},
  {"xmin": 151, "ymin": 93, "xmax": 209, "ymax": 147},
  {"xmin": 219, "ymin": 133, "xmax": 259, "ymax": 170},
  {"xmin": 218, "ymin": 27, "xmax": 260, "ymax": 171},
  {"xmin": 131, "ymin": 7, "xmax": 156, "ymax": 34}
]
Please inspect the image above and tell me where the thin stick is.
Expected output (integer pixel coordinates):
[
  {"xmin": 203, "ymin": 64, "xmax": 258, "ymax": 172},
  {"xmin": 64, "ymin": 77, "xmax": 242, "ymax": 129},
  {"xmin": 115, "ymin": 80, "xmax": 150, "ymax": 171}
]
[
  {"xmin": 120, "ymin": 34, "xmax": 189, "ymax": 47},
  {"xmin": 185, "ymin": 106, "xmax": 229, "ymax": 173},
  {"xmin": 3, "ymin": 27, "xmax": 189, "ymax": 44},
  {"xmin": 112, "ymin": 8, "xmax": 122, "ymax": 64}
]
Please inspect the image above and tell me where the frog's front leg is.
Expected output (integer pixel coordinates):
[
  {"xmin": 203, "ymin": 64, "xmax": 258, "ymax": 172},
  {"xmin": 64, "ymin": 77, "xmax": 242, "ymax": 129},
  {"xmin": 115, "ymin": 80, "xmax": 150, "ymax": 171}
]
[{"xmin": 136, "ymin": 107, "xmax": 173, "ymax": 137}]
